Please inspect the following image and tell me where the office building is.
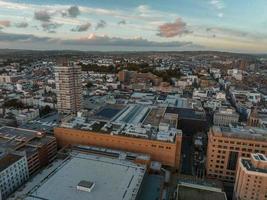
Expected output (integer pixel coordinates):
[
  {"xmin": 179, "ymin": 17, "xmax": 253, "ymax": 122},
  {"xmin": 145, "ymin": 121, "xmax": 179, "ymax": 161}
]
[
  {"xmin": 0, "ymin": 126, "xmax": 57, "ymax": 175},
  {"xmin": 206, "ymin": 126, "xmax": 267, "ymax": 182},
  {"xmin": 0, "ymin": 152, "xmax": 29, "ymax": 200},
  {"xmin": 55, "ymin": 59, "xmax": 82, "ymax": 114},
  {"xmin": 234, "ymin": 153, "xmax": 267, "ymax": 200}
]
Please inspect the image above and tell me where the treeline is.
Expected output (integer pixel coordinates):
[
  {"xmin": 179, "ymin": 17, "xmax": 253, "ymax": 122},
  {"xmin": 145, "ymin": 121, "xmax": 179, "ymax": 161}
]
[
  {"xmin": 80, "ymin": 63, "xmax": 117, "ymax": 73},
  {"xmin": 79, "ymin": 62, "xmax": 181, "ymax": 83}
]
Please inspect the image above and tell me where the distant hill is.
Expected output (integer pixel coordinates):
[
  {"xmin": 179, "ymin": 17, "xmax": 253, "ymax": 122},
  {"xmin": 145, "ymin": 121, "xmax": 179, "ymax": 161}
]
[{"xmin": 0, "ymin": 48, "xmax": 265, "ymax": 58}]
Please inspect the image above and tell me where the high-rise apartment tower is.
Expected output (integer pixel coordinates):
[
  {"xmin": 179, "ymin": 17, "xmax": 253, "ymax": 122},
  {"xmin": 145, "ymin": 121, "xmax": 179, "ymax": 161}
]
[{"xmin": 55, "ymin": 58, "xmax": 82, "ymax": 114}]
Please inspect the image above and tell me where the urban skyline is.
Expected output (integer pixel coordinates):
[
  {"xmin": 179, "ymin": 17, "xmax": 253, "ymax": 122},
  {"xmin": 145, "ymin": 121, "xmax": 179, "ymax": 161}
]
[
  {"xmin": 0, "ymin": 1, "xmax": 267, "ymax": 200},
  {"xmin": 0, "ymin": 0, "xmax": 267, "ymax": 53}
]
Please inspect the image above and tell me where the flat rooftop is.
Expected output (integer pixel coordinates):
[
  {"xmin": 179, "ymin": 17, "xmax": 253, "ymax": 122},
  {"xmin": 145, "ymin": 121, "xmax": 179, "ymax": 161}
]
[
  {"xmin": 241, "ymin": 157, "xmax": 267, "ymax": 174},
  {"xmin": 92, "ymin": 104, "xmax": 126, "ymax": 121},
  {"xmin": 0, "ymin": 126, "xmax": 42, "ymax": 141},
  {"xmin": 19, "ymin": 113, "xmax": 59, "ymax": 133},
  {"xmin": 25, "ymin": 152, "xmax": 146, "ymax": 200},
  {"xmin": 212, "ymin": 126, "xmax": 267, "ymax": 141},
  {"xmin": 165, "ymin": 107, "xmax": 206, "ymax": 121},
  {"xmin": 177, "ymin": 184, "xmax": 227, "ymax": 200},
  {"xmin": 0, "ymin": 153, "xmax": 23, "ymax": 172},
  {"xmin": 143, "ymin": 107, "xmax": 166, "ymax": 127},
  {"xmin": 60, "ymin": 104, "xmax": 182, "ymax": 143}
]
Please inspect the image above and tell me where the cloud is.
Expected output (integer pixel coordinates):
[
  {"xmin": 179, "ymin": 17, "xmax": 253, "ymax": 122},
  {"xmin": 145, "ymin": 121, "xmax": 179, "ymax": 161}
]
[
  {"xmin": 157, "ymin": 18, "xmax": 191, "ymax": 38},
  {"xmin": 0, "ymin": 31, "xmax": 204, "ymax": 51},
  {"xmin": 0, "ymin": 20, "xmax": 11, "ymax": 27},
  {"xmin": 205, "ymin": 26, "xmax": 267, "ymax": 42},
  {"xmin": 136, "ymin": 5, "xmax": 150, "ymax": 13},
  {"xmin": 15, "ymin": 22, "xmax": 29, "ymax": 28},
  {"xmin": 34, "ymin": 10, "xmax": 51, "ymax": 22},
  {"xmin": 41, "ymin": 22, "xmax": 62, "ymax": 33},
  {"xmin": 118, "ymin": 20, "xmax": 126, "ymax": 25},
  {"xmin": 63, "ymin": 33, "xmax": 196, "ymax": 48},
  {"xmin": 95, "ymin": 20, "xmax": 106, "ymax": 30},
  {"xmin": 210, "ymin": 0, "xmax": 225, "ymax": 18},
  {"xmin": 62, "ymin": 6, "xmax": 80, "ymax": 18},
  {"xmin": 206, "ymin": 27, "xmax": 248, "ymax": 38},
  {"xmin": 0, "ymin": 31, "xmax": 55, "ymax": 42},
  {"xmin": 218, "ymin": 13, "xmax": 224, "ymax": 18},
  {"xmin": 71, "ymin": 22, "xmax": 91, "ymax": 32},
  {"xmin": 210, "ymin": 0, "xmax": 224, "ymax": 10},
  {"xmin": 32, "ymin": 25, "xmax": 40, "ymax": 30}
]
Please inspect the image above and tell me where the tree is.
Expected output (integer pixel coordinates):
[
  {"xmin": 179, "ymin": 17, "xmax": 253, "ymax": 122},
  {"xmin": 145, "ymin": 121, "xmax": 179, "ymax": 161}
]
[
  {"xmin": 85, "ymin": 81, "xmax": 93, "ymax": 88},
  {"xmin": 3, "ymin": 99, "xmax": 25, "ymax": 109},
  {"xmin": 39, "ymin": 105, "xmax": 52, "ymax": 117}
]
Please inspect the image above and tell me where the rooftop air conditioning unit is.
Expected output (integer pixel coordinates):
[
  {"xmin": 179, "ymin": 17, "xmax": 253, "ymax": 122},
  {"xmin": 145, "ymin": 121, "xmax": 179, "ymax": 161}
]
[{"xmin": 77, "ymin": 180, "xmax": 95, "ymax": 193}]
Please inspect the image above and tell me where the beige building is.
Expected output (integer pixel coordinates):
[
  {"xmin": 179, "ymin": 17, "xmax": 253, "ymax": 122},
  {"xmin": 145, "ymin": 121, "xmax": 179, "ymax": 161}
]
[
  {"xmin": 55, "ymin": 60, "xmax": 82, "ymax": 114},
  {"xmin": 206, "ymin": 126, "xmax": 267, "ymax": 182},
  {"xmin": 234, "ymin": 153, "xmax": 267, "ymax": 200}
]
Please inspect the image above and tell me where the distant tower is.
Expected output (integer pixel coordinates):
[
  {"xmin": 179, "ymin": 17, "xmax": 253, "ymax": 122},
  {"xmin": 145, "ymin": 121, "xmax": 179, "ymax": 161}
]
[{"xmin": 55, "ymin": 58, "xmax": 82, "ymax": 114}]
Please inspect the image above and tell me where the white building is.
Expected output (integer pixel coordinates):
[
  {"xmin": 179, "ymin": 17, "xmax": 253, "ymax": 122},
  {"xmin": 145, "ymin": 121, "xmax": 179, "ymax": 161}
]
[
  {"xmin": 193, "ymin": 89, "xmax": 208, "ymax": 100},
  {"xmin": 213, "ymin": 108, "xmax": 239, "ymax": 126},
  {"xmin": 0, "ymin": 152, "xmax": 29, "ymax": 200},
  {"xmin": 5, "ymin": 108, "xmax": 39, "ymax": 125}
]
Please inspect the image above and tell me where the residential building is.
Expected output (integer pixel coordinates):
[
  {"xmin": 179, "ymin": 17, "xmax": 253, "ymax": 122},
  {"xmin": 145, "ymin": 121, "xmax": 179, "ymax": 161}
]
[
  {"xmin": 0, "ymin": 152, "xmax": 29, "ymax": 200},
  {"xmin": 233, "ymin": 153, "xmax": 267, "ymax": 200},
  {"xmin": 0, "ymin": 126, "xmax": 57, "ymax": 175},
  {"xmin": 55, "ymin": 59, "xmax": 82, "ymax": 114},
  {"xmin": 0, "ymin": 75, "xmax": 20, "ymax": 84}
]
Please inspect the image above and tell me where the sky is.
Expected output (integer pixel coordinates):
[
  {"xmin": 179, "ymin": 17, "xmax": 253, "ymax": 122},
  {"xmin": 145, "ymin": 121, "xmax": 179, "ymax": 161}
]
[{"xmin": 0, "ymin": 0, "xmax": 267, "ymax": 53}]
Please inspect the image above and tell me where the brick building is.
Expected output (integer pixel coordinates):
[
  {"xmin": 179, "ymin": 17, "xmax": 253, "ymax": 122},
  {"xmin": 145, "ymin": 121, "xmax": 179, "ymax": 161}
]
[
  {"xmin": 206, "ymin": 126, "xmax": 267, "ymax": 182},
  {"xmin": 234, "ymin": 153, "xmax": 267, "ymax": 200},
  {"xmin": 54, "ymin": 127, "xmax": 182, "ymax": 169}
]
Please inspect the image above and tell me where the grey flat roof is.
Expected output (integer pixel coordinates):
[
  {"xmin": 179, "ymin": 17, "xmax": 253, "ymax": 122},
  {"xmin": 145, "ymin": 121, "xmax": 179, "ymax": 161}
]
[
  {"xmin": 0, "ymin": 126, "xmax": 40, "ymax": 140},
  {"xmin": 0, "ymin": 153, "xmax": 23, "ymax": 172},
  {"xmin": 213, "ymin": 126, "xmax": 267, "ymax": 141},
  {"xmin": 177, "ymin": 184, "xmax": 227, "ymax": 200},
  {"xmin": 241, "ymin": 159, "xmax": 267, "ymax": 174},
  {"xmin": 26, "ymin": 152, "xmax": 146, "ymax": 200}
]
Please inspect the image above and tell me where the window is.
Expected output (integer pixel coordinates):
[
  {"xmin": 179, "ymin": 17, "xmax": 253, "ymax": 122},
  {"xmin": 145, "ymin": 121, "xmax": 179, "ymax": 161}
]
[{"xmin": 227, "ymin": 151, "xmax": 238, "ymax": 170}]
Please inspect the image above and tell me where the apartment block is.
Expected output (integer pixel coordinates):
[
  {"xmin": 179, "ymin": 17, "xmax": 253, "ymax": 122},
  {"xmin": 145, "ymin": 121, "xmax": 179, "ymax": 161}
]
[
  {"xmin": 234, "ymin": 153, "xmax": 267, "ymax": 200},
  {"xmin": 0, "ymin": 152, "xmax": 29, "ymax": 200},
  {"xmin": 0, "ymin": 126, "xmax": 57, "ymax": 176},
  {"xmin": 55, "ymin": 60, "xmax": 82, "ymax": 114},
  {"xmin": 206, "ymin": 126, "xmax": 267, "ymax": 182}
]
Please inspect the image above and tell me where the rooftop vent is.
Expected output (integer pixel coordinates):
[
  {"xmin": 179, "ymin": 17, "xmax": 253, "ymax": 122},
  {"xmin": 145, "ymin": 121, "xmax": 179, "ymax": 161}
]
[{"xmin": 77, "ymin": 180, "xmax": 95, "ymax": 193}]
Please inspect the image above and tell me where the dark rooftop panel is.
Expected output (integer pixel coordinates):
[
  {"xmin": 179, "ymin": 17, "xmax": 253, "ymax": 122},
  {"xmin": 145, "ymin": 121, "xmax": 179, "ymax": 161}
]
[
  {"xmin": 177, "ymin": 185, "xmax": 227, "ymax": 200},
  {"xmin": 0, "ymin": 153, "xmax": 23, "ymax": 172}
]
